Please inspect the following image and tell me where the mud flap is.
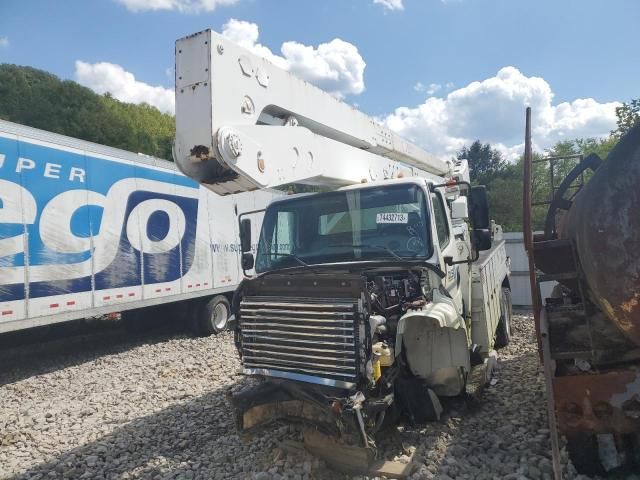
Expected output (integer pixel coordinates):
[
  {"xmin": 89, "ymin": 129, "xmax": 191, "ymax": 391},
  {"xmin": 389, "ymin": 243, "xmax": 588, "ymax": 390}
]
[{"xmin": 465, "ymin": 352, "xmax": 497, "ymax": 407}]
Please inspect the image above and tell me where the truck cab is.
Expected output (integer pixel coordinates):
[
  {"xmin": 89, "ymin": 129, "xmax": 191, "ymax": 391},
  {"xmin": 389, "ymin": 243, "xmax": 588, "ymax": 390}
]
[{"xmin": 231, "ymin": 176, "xmax": 506, "ymax": 446}]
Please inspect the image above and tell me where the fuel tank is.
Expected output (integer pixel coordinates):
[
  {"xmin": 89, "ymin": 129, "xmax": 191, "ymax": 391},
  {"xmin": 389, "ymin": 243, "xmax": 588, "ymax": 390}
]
[{"xmin": 561, "ymin": 124, "xmax": 640, "ymax": 346}]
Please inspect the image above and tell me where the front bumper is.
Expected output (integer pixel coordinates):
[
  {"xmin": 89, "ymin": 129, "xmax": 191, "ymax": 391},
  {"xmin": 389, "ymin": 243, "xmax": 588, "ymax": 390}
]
[{"xmin": 230, "ymin": 380, "xmax": 356, "ymax": 438}]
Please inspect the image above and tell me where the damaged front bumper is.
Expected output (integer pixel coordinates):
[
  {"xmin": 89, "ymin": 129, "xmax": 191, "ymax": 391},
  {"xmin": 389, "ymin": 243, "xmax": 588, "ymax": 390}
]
[
  {"xmin": 229, "ymin": 378, "xmax": 398, "ymax": 450},
  {"xmin": 229, "ymin": 379, "xmax": 424, "ymax": 477},
  {"xmin": 230, "ymin": 380, "xmax": 363, "ymax": 441}
]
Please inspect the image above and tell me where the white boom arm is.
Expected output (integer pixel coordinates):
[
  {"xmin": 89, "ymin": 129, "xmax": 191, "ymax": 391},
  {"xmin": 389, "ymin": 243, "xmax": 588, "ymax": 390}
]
[{"xmin": 174, "ymin": 29, "xmax": 451, "ymax": 195}]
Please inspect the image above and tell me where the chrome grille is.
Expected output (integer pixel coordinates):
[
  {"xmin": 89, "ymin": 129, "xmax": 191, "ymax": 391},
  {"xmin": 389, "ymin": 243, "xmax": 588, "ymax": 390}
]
[{"xmin": 239, "ymin": 296, "xmax": 361, "ymax": 387}]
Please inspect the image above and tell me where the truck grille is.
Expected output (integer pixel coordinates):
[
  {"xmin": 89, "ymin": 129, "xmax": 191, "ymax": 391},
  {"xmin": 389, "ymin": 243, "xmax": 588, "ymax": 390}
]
[{"xmin": 239, "ymin": 296, "xmax": 362, "ymax": 387}]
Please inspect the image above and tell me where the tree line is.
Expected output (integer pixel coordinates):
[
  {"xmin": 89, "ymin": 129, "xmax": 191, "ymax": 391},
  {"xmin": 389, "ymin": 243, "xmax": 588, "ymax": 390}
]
[
  {"xmin": 1, "ymin": 64, "xmax": 637, "ymax": 233},
  {"xmin": 458, "ymin": 99, "xmax": 639, "ymax": 232},
  {"xmin": 0, "ymin": 64, "xmax": 175, "ymax": 159}
]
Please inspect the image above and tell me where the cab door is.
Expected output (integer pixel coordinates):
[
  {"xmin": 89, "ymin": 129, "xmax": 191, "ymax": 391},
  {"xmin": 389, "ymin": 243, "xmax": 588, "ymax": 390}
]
[{"xmin": 431, "ymin": 191, "xmax": 463, "ymax": 315}]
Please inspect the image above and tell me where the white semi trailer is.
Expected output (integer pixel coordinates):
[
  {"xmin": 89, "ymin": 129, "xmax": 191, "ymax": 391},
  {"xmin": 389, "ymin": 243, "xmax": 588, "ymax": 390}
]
[
  {"xmin": 0, "ymin": 119, "xmax": 276, "ymax": 335},
  {"xmin": 173, "ymin": 29, "xmax": 512, "ymax": 472}
]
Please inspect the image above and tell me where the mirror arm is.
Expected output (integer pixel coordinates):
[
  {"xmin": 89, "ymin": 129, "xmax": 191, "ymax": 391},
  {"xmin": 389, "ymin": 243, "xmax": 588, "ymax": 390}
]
[
  {"xmin": 238, "ymin": 208, "xmax": 266, "ymax": 234},
  {"xmin": 238, "ymin": 208, "xmax": 264, "ymax": 276},
  {"xmin": 430, "ymin": 180, "xmax": 471, "ymax": 192},
  {"xmin": 444, "ymin": 251, "xmax": 478, "ymax": 266},
  {"xmin": 238, "ymin": 208, "xmax": 266, "ymax": 253}
]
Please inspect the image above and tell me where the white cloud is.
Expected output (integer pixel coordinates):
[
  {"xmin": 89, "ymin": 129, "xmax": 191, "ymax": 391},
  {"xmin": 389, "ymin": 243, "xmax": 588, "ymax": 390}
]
[
  {"xmin": 414, "ymin": 82, "xmax": 442, "ymax": 95},
  {"xmin": 115, "ymin": 0, "xmax": 239, "ymax": 13},
  {"xmin": 0, "ymin": 36, "xmax": 8, "ymax": 48},
  {"xmin": 71, "ymin": 19, "xmax": 365, "ymax": 115},
  {"xmin": 373, "ymin": 0, "xmax": 404, "ymax": 11},
  {"xmin": 382, "ymin": 66, "xmax": 620, "ymax": 159},
  {"xmin": 222, "ymin": 19, "xmax": 365, "ymax": 98},
  {"xmin": 221, "ymin": 19, "xmax": 285, "ymax": 68},
  {"xmin": 75, "ymin": 61, "xmax": 174, "ymax": 114}
]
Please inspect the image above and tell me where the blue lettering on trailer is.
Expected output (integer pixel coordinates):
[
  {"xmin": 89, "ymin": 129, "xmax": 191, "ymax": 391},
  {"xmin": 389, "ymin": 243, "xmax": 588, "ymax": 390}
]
[{"xmin": 0, "ymin": 136, "xmax": 200, "ymax": 300}]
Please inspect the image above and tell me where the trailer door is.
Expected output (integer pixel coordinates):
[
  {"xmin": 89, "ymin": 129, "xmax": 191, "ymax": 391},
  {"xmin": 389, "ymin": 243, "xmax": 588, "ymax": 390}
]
[{"xmin": 0, "ymin": 132, "xmax": 28, "ymax": 325}]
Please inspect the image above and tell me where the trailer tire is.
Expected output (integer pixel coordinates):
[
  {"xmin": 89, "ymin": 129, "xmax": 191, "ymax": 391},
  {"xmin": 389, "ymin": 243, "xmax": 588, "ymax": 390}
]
[
  {"xmin": 197, "ymin": 295, "xmax": 231, "ymax": 336},
  {"xmin": 495, "ymin": 288, "xmax": 512, "ymax": 349}
]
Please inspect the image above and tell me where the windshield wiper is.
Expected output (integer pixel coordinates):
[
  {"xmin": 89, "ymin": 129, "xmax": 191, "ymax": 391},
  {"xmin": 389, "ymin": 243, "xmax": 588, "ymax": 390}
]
[
  {"xmin": 257, "ymin": 252, "xmax": 313, "ymax": 269},
  {"xmin": 326, "ymin": 243, "xmax": 404, "ymax": 261},
  {"xmin": 325, "ymin": 243, "xmax": 445, "ymax": 278}
]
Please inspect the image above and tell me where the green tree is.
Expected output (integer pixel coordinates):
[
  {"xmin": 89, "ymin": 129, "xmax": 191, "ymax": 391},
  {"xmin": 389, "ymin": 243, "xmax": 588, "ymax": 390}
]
[
  {"xmin": 547, "ymin": 137, "xmax": 617, "ymax": 160},
  {"xmin": 455, "ymin": 138, "xmax": 558, "ymax": 232},
  {"xmin": 484, "ymin": 161, "xmax": 523, "ymax": 232},
  {"xmin": 484, "ymin": 153, "xmax": 552, "ymax": 233},
  {"xmin": 0, "ymin": 64, "xmax": 175, "ymax": 159},
  {"xmin": 613, "ymin": 98, "xmax": 640, "ymax": 138},
  {"xmin": 457, "ymin": 140, "xmax": 506, "ymax": 184}
]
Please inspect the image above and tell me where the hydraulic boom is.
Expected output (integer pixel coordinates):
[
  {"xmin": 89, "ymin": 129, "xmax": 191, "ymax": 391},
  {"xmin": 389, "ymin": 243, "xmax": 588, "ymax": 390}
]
[{"xmin": 174, "ymin": 29, "xmax": 451, "ymax": 195}]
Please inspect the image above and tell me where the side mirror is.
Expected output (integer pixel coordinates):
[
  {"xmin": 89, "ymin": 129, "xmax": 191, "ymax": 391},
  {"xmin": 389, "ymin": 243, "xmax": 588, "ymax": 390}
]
[
  {"xmin": 240, "ymin": 218, "xmax": 252, "ymax": 253},
  {"xmin": 469, "ymin": 186, "xmax": 490, "ymax": 229},
  {"xmin": 241, "ymin": 252, "xmax": 255, "ymax": 270},
  {"xmin": 473, "ymin": 228, "xmax": 492, "ymax": 252}
]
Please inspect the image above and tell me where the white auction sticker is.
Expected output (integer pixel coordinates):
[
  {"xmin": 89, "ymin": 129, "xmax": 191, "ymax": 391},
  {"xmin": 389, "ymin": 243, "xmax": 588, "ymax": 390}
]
[{"xmin": 376, "ymin": 212, "xmax": 408, "ymax": 224}]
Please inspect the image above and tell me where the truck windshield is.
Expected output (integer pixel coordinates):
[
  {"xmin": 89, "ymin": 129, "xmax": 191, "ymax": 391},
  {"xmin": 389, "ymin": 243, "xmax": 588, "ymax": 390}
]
[{"xmin": 255, "ymin": 184, "xmax": 432, "ymax": 273}]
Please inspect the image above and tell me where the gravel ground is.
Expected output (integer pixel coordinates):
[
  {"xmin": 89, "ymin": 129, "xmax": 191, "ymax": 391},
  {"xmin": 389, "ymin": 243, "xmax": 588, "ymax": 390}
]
[{"xmin": 0, "ymin": 314, "xmax": 624, "ymax": 480}]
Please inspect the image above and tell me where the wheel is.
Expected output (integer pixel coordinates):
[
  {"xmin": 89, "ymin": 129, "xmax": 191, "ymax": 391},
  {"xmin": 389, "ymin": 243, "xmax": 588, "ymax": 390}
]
[
  {"xmin": 495, "ymin": 287, "xmax": 512, "ymax": 349},
  {"xmin": 196, "ymin": 295, "xmax": 231, "ymax": 336},
  {"xmin": 394, "ymin": 376, "xmax": 443, "ymax": 423}
]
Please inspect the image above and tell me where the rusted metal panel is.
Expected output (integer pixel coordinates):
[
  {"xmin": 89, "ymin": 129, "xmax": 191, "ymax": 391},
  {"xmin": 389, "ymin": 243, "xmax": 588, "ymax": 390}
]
[
  {"xmin": 554, "ymin": 367, "xmax": 640, "ymax": 434},
  {"xmin": 561, "ymin": 125, "xmax": 640, "ymax": 346}
]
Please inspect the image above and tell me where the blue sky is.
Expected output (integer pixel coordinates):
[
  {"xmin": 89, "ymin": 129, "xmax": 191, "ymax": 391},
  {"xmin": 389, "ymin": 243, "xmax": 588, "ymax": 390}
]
[{"xmin": 0, "ymin": 0, "xmax": 638, "ymax": 157}]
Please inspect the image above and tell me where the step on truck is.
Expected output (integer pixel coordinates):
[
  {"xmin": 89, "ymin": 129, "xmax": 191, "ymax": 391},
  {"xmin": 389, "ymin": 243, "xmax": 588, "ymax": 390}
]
[
  {"xmin": 173, "ymin": 29, "xmax": 512, "ymax": 474},
  {"xmin": 0, "ymin": 119, "xmax": 277, "ymax": 336}
]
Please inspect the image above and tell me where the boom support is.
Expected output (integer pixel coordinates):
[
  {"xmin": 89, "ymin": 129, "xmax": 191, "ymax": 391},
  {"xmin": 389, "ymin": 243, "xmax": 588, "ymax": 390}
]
[{"xmin": 174, "ymin": 29, "xmax": 450, "ymax": 195}]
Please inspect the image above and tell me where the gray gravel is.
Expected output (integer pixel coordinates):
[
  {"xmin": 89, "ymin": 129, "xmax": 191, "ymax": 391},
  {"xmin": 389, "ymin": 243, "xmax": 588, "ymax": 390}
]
[{"xmin": 0, "ymin": 315, "xmax": 617, "ymax": 479}]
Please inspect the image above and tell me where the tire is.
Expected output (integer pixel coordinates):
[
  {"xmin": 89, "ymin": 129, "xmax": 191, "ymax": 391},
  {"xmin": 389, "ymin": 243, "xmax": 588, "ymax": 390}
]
[
  {"xmin": 196, "ymin": 295, "xmax": 231, "ymax": 336},
  {"xmin": 495, "ymin": 287, "xmax": 512, "ymax": 349},
  {"xmin": 395, "ymin": 376, "xmax": 443, "ymax": 423}
]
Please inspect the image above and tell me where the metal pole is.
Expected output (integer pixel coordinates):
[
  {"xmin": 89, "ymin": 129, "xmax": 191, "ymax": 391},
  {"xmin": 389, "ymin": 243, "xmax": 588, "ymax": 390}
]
[
  {"xmin": 540, "ymin": 310, "xmax": 563, "ymax": 480},
  {"xmin": 523, "ymin": 107, "xmax": 533, "ymax": 254},
  {"xmin": 523, "ymin": 107, "xmax": 562, "ymax": 480}
]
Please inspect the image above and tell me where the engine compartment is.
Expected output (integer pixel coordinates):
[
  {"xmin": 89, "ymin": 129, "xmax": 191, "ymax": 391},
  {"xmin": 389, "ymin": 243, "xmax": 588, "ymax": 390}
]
[
  {"xmin": 364, "ymin": 270, "xmax": 427, "ymax": 358},
  {"xmin": 233, "ymin": 267, "xmax": 450, "ymax": 430}
]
